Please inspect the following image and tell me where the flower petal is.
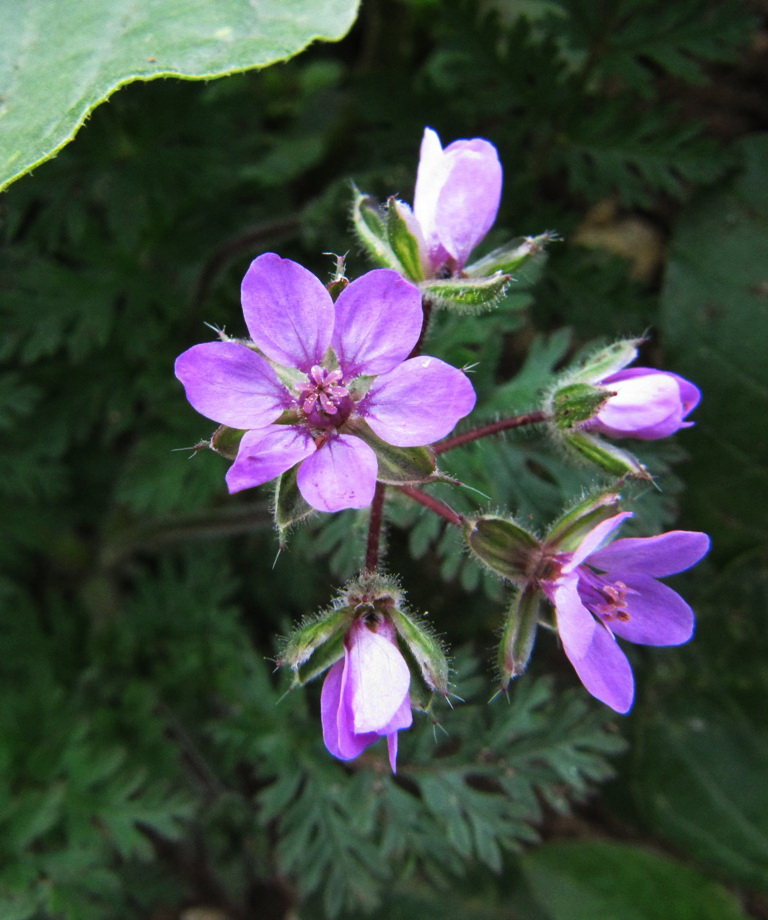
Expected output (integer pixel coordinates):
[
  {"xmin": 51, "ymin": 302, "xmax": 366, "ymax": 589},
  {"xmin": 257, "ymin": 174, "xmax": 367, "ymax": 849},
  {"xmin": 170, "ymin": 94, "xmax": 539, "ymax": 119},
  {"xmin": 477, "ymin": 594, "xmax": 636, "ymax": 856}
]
[
  {"xmin": 321, "ymin": 657, "xmax": 379, "ymax": 761},
  {"xmin": 175, "ymin": 342, "xmax": 285, "ymax": 428},
  {"xmin": 296, "ymin": 434, "xmax": 378, "ymax": 512},
  {"xmin": 434, "ymin": 138, "xmax": 502, "ymax": 268},
  {"xmin": 554, "ymin": 578, "xmax": 598, "ymax": 660},
  {"xmin": 240, "ymin": 253, "xmax": 333, "ymax": 372},
  {"xmin": 346, "ymin": 622, "xmax": 411, "ymax": 734},
  {"xmin": 332, "ymin": 270, "xmax": 423, "ymax": 377},
  {"xmin": 225, "ymin": 425, "xmax": 316, "ymax": 494},
  {"xmin": 589, "ymin": 530, "xmax": 710, "ymax": 577},
  {"xmin": 561, "ymin": 512, "xmax": 633, "ymax": 573},
  {"xmin": 592, "ymin": 370, "xmax": 688, "ymax": 439},
  {"xmin": 362, "ymin": 356, "xmax": 476, "ymax": 447},
  {"xmin": 608, "ymin": 575, "xmax": 695, "ymax": 646}
]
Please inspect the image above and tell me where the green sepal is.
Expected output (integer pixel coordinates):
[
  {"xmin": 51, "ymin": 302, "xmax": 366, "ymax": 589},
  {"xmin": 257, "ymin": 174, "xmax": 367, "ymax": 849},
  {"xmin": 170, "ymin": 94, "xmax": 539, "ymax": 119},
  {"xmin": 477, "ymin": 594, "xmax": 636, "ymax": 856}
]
[
  {"xmin": 389, "ymin": 606, "xmax": 449, "ymax": 695},
  {"xmin": 465, "ymin": 231, "xmax": 556, "ymax": 277},
  {"xmin": 344, "ymin": 418, "xmax": 437, "ymax": 484},
  {"xmin": 210, "ymin": 425, "xmax": 246, "ymax": 460},
  {"xmin": 419, "ymin": 272, "xmax": 511, "ymax": 311},
  {"xmin": 294, "ymin": 629, "xmax": 346, "ymax": 687},
  {"xmin": 279, "ymin": 606, "xmax": 352, "ymax": 674},
  {"xmin": 546, "ymin": 491, "xmax": 623, "ymax": 553},
  {"xmin": 552, "ymin": 383, "xmax": 612, "ymax": 430},
  {"xmin": 465, "ymin": 515, "xmax": 540, "ymax": 582},
  {"xmin": 386, "ymin": 197, "xmax": 426, "ymax": 281},
  {"xmin": 565, "ymin": 431, "xmax": 651, "ymax": 479},
  {"xmin": 274, "ymin": 463, "xmax": 314, "ymax": 540},
  {"xmin": 350, "ymin": 186, "xmax": 402, "ymax": 271},
  {"xmin": 568, "ymin": 339, "xmax": 641, "ymax": 385},
  {"xmin": 498, "ymin": 584, "xmax": 542, "ymax": 689}
]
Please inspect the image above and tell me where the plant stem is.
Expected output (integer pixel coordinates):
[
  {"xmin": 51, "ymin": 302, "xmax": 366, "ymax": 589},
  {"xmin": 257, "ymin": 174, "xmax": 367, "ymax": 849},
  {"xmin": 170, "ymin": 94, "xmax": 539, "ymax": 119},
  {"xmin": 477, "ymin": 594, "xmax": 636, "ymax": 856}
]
[
  {"xmin": 365, "ymin": 482, "xmax": 386, "ymax": 571},
  {"xmin": 434, "ymin": 411, "xmax": 548, "ymax": 455},
  {"xmin": 398, "ymin": 485, "xmax": 464, "ymax": 528},
  {"xmin": 408, "ymin": 295, "xmax": 433, "ymax": 359}
]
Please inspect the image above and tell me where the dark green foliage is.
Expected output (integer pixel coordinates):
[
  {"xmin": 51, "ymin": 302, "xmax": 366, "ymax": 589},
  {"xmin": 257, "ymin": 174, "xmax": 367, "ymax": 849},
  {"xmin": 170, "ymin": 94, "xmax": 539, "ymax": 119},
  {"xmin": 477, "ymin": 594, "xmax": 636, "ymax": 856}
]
[{"xmin": 0, "ymin": 0, "xmax": 762, "ymax": 916}]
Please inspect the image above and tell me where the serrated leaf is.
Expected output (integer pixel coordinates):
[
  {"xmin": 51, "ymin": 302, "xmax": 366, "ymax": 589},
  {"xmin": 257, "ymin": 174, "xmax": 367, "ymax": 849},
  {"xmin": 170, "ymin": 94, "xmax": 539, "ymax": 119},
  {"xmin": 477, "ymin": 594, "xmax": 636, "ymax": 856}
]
[{"xmin": 0, "ymin": 0, "xmax": 361, "ymax": 190}]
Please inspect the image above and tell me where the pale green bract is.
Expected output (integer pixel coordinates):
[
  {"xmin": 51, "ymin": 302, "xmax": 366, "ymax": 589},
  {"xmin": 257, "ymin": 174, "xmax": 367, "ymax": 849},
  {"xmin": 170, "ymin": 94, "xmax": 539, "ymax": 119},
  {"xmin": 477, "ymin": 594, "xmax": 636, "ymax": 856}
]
[{"xmin": 0, "ymin": 0, "xmax": 360, "ymax": 191}]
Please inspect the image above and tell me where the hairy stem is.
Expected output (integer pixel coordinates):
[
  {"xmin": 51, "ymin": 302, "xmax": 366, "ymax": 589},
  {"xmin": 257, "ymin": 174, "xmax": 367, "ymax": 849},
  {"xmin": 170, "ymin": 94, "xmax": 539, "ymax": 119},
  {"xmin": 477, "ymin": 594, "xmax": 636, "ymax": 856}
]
[
  {"xmin": 434, "ymin": 411, "xmax": 548, "ymax": 455},
  {"xmin": 398, "ymin": 485, "xmax": 464, "ymax": 528},
  {"xmin": 365, "ymin": 482, "xmax": 387, "ymax": 571}
]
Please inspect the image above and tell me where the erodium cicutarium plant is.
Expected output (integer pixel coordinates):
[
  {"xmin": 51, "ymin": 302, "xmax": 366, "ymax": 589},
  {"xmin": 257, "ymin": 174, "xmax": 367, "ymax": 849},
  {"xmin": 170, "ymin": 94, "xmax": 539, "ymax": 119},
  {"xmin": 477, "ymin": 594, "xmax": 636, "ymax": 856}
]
[{"xmin": 175, "ymin": 127, "xmax": 709, "ymax": 770}]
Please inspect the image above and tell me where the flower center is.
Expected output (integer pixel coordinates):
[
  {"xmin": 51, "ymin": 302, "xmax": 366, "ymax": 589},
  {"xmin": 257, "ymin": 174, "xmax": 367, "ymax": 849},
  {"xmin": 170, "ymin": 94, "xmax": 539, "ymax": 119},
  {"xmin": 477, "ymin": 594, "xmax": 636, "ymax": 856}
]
[
  {"xmin": 578, "ymin": 570, "xmax": 632, "ymax": 624},
  {"xmin": 295, "ymin": 365, "xmax": 353, "ymax": 428}
]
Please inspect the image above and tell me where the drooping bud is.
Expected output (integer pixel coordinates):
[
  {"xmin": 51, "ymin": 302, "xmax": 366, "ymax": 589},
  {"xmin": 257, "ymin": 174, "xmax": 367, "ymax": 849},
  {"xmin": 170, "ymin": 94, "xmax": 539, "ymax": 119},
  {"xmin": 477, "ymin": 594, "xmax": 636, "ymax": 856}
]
[
  {"xmin": 564, "ymin": 430, "xmax": 651, "ymax": 479},
  {"xmin": 551, "ymin": 382, "xmax": 612, "ymax": 430},
  {"xmin": 387, "ymin": 197, "xmax": 427, "ymax": 281},
  {"xmin": 389, "ymin": 605, "xmax": 449, "ymax": 696},
  {"xmin": 464, "ymin": 515, "xmax": 540, "ymax": 582},
  {"xmin": 545, "ymin": 491, "xmax": 623, "ymax": 553},
  {"xmin": 418, "ymin": 272, "xmax": 511, "ymax": 312},
  {"xmin": 497, "ymin": 584, "xmax": 542, "ymax": 689},
  {"xmin": 349, "ymin": 186, "xmax": 401, "ymax": 271},
  {"xmin": 465, "ymin": 231, "xmax": 556, "ymax": 277}
]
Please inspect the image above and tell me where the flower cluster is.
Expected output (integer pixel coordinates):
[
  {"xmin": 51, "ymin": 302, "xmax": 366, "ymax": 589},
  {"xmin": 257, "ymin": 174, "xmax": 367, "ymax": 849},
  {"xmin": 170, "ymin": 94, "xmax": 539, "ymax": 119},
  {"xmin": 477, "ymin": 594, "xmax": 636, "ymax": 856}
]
[{"xmin": 175, "ymin": 127, "xmax": 708, "ymax": 771}]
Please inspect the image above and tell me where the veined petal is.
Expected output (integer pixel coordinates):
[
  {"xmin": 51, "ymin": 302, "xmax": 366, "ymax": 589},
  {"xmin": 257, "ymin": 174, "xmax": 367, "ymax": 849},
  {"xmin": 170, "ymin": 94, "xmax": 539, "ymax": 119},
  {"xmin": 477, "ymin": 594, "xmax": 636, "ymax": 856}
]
[
  {"xmin": 321, "ymin": 657, "xmax": 379, "ymax": 761},
  {"xmin": 563, "ymin": 617, "xmax": 635, "ymax": 714},
  {"xmin": 225, "ymin": 425, "xmax": 316, "ymax": 494},
  {"xmin": 362, "ymin": 356, "xmax": 476, "ymax": 447},
  {"xmin": 296, "ymin": 434, "xmax": 378, "ymax": 512},
  {"xmin": 561, "ymin": 512, "xmax": 633, "ymax": 573},
  {"xmin": 332, "ymin": 270, "xmax": 422, "ymax": 377},
  {"xmin": 241, "ymin": 253, "xmax": 333, "ymax": 373},
  {"xmin": 608, "ymin": 575, "xmax": 695, "ymax": 646},
  {"xmin": 175, "ymin": 342, "xmax": 285, "ymax": 428},
  {"xmin": 589, "ymin": 530, "xmax": 710, "ymax": 577},
  {"xmin": 434, "ymin": 139, "xmax": 502, "ymax": 268},
  {"xmin": 346, "ymin": 622, "xmax": 411, "ymax": 734}
]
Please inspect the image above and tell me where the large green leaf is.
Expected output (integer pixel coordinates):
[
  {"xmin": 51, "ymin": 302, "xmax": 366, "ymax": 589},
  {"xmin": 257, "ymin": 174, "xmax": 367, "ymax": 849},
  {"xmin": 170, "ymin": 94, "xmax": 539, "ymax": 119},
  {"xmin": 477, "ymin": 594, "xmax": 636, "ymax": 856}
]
[
  {"xmin": 630, "ymin": 697, "xmax": 768, "ymax": 892},
  {"xmin": 659, "ymin": 134, "xmax": 768, "ymax": 556},
  {"xmin": 0, "ymin": 0, "xmax": 360, "ymax": 191},
  {"xmin": 521, "ymin": 840, "xmax": 749, "ymax": 920}
]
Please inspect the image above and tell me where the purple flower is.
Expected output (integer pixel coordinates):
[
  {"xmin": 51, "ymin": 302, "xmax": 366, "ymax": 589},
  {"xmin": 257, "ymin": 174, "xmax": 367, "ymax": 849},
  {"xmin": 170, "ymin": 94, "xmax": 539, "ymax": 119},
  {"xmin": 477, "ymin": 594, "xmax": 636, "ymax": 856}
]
[
  {"xmin": 586, "ymin": 367, "xmax": 700, "ymax": 440},
  {"xmin": 321, "ymin": 616, "xmax": 412, "ymax": 771},
  {"xmin": 541, "ymin": 514, "xmax": 710, "ymax": 713},
  {"xmin": 412, "ymin": 127, "xmax": 503, "ymax": 275},
  {"xmin": 175, "ymin": 254, "xmax": 476, "ymax": 513}
]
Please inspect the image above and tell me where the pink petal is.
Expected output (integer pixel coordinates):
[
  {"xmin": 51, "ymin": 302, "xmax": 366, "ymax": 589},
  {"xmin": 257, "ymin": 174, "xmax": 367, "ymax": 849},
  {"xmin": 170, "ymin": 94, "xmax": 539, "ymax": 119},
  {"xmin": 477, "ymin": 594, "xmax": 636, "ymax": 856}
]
[
  {"xmin": 553, "ymin": 578, "xmax": 598, "ymax": 660},
  {"xmin": 225, "ymin": 425, "xmax": 316, "ymax": 494},
  {"xmin": 589, "ymin": 531, "xmax": 710, "ymax": 578},
  {"xmin": 362, "ymin": 356, "xmax": 476, "ymax": 447},
  {"xmin": 434, "ymin": 139, "xmax": 502, "ymax": 268},
  {"xmin": 175, "ymin": 342, "xmax": 285, "ymax": 428},
  {"xmin": 561, "ymin": 512, "xmax": 633, "ymax": 573},
  {"xmin": 592, "ymin": 371, "xmax": 687, "ymax": 439},
  {"xmin": 321, "ymin": 657, "xmax": 379, "ymax": 761},
  {"xmin": 296, "ymin": 434, "xmax": 378, "ymax": 512},
  {"xmin": 346, "ymin": 623, "xmax": 411, "ymax": 734},
  {"xmin": 387, "ymin": 733, "xmax": 399, "ymax": 773},
  {"xmin": 332, "ymin": 270, "xmax": 423, "ymax": 377},
  {"xmin": 604, "ymin": 575, "xmax": 695, "ymax": 646},
  {"xmin": 240, "ymin": 253, "xmax": 333, "ymax": 373},
  {"xmin": 413, "ymin": 128, "xmax": 445, "ymax": 243}
]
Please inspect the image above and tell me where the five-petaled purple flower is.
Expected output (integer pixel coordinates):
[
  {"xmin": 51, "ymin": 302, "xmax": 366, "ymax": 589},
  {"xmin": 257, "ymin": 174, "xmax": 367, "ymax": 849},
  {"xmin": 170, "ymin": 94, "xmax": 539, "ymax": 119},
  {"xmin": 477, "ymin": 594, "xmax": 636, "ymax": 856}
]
[
  {"xmin": 175, "ymin": 254, "xmax": 476, "ymax": 513},
  {"xmin": 586, "ymin": 368, "xmax": 700, "ymax": 440},
  {"xmin": 541, "ymin": 513, "xmax": 710, "ymax": 713},
  {"xmin": 321, "ymin": 616, "xmax": 412, "ymax": 771},
  {"xmin": 412, "ymin": 127, "xmax": 502, "ymax": 276}
]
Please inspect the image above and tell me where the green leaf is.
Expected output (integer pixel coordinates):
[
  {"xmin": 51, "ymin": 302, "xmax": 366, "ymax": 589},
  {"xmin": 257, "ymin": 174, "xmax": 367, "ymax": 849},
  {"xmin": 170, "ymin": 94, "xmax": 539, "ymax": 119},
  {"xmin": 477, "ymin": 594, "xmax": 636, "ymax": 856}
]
[
  {"xmin": 631, "ymin": 698, "xmax": 768, "ymax": 892},
  {"xmin": 660, "ymin": 135, "xmax": 768, "ymax": 556},
  {"xmin": 0, "ymin": 0, "xmax": 361, "ymax": 191},
  {"xmin": 522, "ymin": 840, "xmax": 749, "ymax": 920}
]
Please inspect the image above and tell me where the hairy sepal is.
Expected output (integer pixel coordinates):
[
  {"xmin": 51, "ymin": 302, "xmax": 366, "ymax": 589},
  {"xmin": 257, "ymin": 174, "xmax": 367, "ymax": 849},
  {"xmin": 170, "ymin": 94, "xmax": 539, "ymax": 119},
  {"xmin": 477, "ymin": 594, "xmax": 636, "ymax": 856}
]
[
  {"xmin": 465, "ymin": 231, "xmax": 556, "ymax": 277},
  {"xmin": 465, "ymin": 515, "xmax": 540, "ymax": 582},
  {"xmin": 345, "ymin": 418, "xmax": 437, "ymax": 484},
  {"xmin": 419, "ymin": 273, "xmax": 511, "ymax": 312},
  {"xmin": 546, "ymin": 491, "xmax": 623, "ymax": 553},
  {"xmin": 389, "ymin": 605, "xmax": 449, "ymax": 696},
  {"xmin": 387, "ymin": 197, "xmax": 426, "ymax": 281},
  {"xmin": 498, "ymin": 584, "xmax": 542, "ymax": 689},
  {"xmin": 350, "ymin": 186, "xmax": 403, "ymax": 271},
  {"xmin": 565, "ymin": 431, "xmax": 651, "ymax": 479}
]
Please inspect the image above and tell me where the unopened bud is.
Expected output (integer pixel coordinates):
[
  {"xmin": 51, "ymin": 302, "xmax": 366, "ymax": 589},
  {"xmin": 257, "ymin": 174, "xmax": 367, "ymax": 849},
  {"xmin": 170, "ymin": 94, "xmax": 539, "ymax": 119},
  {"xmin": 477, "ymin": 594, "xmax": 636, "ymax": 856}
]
[
  {"xmin": 564, "ymin": 431, "xmax": 651, "ymax": 479},
  {"xmin": 465, "ymin": 515, "xmax": 540, "ymax": 582}
]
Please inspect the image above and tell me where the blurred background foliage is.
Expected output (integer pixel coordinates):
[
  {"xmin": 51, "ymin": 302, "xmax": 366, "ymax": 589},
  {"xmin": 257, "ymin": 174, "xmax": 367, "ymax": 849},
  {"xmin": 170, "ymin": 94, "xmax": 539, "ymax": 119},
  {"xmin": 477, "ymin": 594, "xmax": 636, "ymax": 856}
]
[{"xmin": 1, "ymin": 0, "xmax": 767, "ymax": 917}]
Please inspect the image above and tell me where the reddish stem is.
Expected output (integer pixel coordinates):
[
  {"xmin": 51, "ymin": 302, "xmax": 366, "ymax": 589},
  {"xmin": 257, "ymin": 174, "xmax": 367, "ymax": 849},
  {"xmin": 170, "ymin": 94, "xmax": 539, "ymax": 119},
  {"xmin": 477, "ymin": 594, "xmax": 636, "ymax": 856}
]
[
  {"xmin": 365, "ymin": 482, "xmax": 386, "ymax": 571},
  {"xmin": 398, "ymin": 486, "xmax": 464, "ymax": 528},
  {"xmin": 408, "ymin": 296, "xmax": 433, "ymax": 359},
  {"xmin": 434, "ymin": 411, "xmax": 548, "ymax": 455}
]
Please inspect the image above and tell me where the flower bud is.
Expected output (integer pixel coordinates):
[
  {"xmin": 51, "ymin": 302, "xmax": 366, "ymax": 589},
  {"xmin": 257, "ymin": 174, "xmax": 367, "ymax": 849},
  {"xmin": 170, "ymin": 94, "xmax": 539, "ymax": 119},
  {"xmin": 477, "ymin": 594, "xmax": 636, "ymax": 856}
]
[
  {"xmin": 564, "ymin": 431, "xmax": 650, "ymax": 479},
  {"xmin": 498, "ymin": 584, "xmax": 542, "ymax": 689},
  {"xmin": 465, "ymin": 515, "xmax": 540, "ymax": 582}
]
